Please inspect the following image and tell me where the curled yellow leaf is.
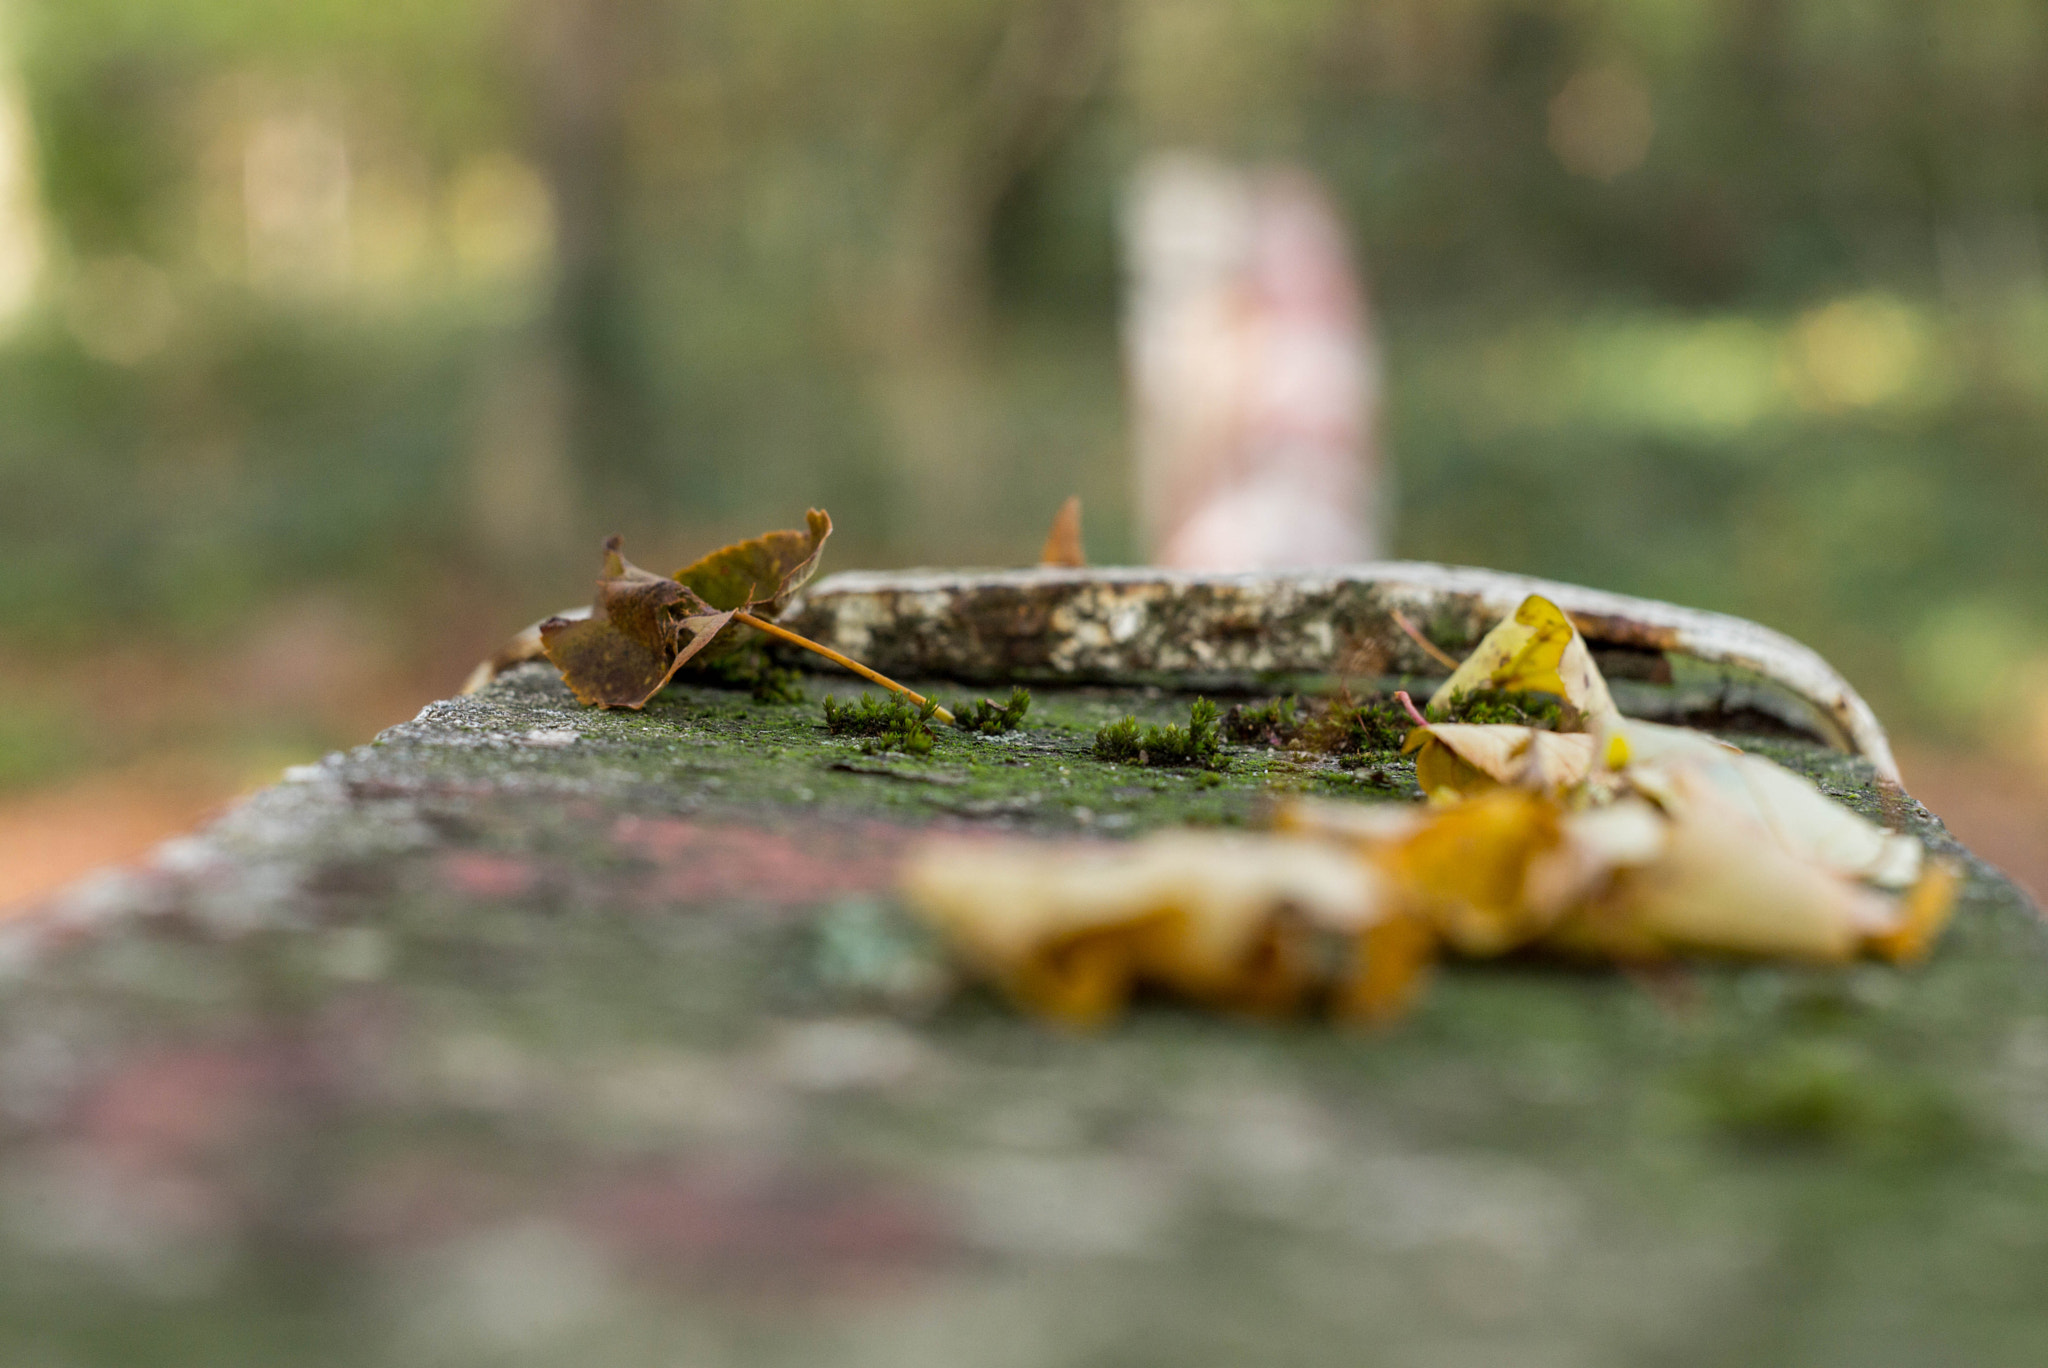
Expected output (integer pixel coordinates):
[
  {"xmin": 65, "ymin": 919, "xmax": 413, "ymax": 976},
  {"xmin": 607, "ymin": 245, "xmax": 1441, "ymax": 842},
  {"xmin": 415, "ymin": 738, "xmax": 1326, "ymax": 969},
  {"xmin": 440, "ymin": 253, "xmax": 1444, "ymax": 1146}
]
[
  {"xmin": 901, "ymin": 833, "xmax": 1384, "ymax": 1025},
  {"xmin": 1372, "ymin": 788, "xmax": 1572, "ymax": 956},
  {"xmin": 1426, "ymin": 594, "xmax": 1618, "ymax": 728}
]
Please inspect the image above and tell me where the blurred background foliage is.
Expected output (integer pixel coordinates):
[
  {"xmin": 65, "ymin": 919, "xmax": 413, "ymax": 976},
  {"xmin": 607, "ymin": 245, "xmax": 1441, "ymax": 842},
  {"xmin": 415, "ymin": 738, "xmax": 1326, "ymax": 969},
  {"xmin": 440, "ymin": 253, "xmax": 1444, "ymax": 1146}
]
[{"xmin": 3, "ymin": 0, "xmax": 2048, "ymax": 802}]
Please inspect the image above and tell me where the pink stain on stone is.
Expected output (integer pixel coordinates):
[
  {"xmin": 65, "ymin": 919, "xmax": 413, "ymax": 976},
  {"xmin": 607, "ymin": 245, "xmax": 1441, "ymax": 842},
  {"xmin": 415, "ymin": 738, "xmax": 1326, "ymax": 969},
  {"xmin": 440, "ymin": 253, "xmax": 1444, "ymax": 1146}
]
[
  {"xmin": 440, "ymin": 850, "xmax": 541, "ymax": 900},
  {"xmin": 72, "ymin": 1044, "xmax": 278, "ymax": 1166},
  {"xmin": 571, "ymin": 1162, "xmax": 957, "ymax": 1294},
  {"xmin": 611, "ymin": 815, "xmax": 909, "ymax": 908},
  {"xmin": 51, "ymin": 1041, "xmax": 318, "ymax": 1246}
]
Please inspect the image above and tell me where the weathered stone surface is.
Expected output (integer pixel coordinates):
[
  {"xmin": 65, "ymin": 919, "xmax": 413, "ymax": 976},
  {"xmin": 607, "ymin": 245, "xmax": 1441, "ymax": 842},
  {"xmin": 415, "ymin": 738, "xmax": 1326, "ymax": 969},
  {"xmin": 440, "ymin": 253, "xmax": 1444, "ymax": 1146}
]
[
  {"xmin": 0, "ymin": 659, "xmax": 2042, "ymax": 1368},
  {"xmin": 782, "ymin": 563, "xmax": 1899, "ymax": 776}
]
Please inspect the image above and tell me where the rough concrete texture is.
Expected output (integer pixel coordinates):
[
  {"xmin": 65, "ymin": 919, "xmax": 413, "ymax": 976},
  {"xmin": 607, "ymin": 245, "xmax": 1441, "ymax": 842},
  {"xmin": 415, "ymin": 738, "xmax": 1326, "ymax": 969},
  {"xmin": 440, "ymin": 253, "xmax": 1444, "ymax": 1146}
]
[{"xmin": 2, "ymin": 660, "xmax": 2044, "ymax": 1368}]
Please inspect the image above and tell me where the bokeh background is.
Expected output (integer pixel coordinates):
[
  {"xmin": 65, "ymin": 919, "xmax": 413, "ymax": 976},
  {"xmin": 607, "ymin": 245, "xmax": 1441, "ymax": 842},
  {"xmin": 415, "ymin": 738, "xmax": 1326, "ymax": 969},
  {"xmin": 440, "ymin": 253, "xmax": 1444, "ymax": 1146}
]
[{"xmin": 2, "ymin": 0, "xmax": 2045, "ymax": 901}]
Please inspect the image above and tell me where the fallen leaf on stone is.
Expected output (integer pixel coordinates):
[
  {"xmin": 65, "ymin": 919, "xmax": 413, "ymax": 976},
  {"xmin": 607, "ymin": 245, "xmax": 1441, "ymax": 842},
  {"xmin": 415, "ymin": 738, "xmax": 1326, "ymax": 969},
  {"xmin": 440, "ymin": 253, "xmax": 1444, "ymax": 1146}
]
[
  {"xmin": 1411, "ymin": 605, "xmax": 1921, "ymax": 886},
  {"xmin": 1568, "ymin": 781, "xmax": 1902, "ymax": 963},
  {"xmin": 1373, "ymin": 788, "xmax": 1580, "ymax": 956},
  {"xmin": 903, "ymin": 772, "xmax": 1955, "ymax": 1026},
  {"xmin": 1426, "ymin": 594, "xmax": 1617, "ymax": 728},
  {"xmin": 1864, "ymin": 862, "xmax": 1959, "ymax": 964},
  {"xmin": 901, "ymin": 833, "xmax": 1383, "ymax": 1024},
  {"xmin": 1403, "ymin": 723, "xmax": 1597, "ymax": 800},
  {"xmin": 1039, "ymin": 495, "xmax": 1086, "ymax": 567},
  {"xmin": 1605, "ymin": 718, "xmax": 1922, "ymax": 888},
  {"xmin": 540, "ymin": 537, "xmax": 739, "ymax": 708},
  {"xmin": 500, "ymin": 511, "xmax": 952, "ymax": 719},
  {"xmin": 673, "ymin": 507, "xmax": 833, "ymax": 615},
  {"xmin": 1271, "ymin": 797, "xmax": 1427, "ymax": 845}
]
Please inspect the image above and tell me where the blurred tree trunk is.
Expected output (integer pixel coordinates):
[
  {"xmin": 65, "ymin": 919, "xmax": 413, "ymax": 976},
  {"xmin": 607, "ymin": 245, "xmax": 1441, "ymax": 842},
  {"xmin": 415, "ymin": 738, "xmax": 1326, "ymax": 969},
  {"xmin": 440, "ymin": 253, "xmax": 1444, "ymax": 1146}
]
[
  {"xmin": 473, "ymin": 0, "xmax": 654, "ymax": 567},
  {"xmin": 533, "ymin": 0, "xmax": 648, "ymax": 469},
  {"xmin": 889, "ymin": 0, "xmax": 1112, "ymax": 346},
  {"xmin": 877, "ymin": 0, "xmax": 1114, "ymax": 545}
]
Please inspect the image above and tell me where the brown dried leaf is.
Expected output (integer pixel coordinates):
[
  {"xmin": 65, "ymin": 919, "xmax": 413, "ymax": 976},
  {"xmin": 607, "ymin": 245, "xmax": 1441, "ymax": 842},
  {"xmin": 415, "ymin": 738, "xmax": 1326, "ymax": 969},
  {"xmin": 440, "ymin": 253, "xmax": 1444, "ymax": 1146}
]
[
  {"xmin": 1039, "ymin": 495, "xmax": 1086, "ymax": 567},
  {"xmin": 540, "ymin": 604, "xmax": 738, "ymax": 710},
  {"xmin": 673, "ymin": 508, "xmax": 833, "ymax": 616},
  {"xmin": 540, "ymin": 535, "xmax": 740, "ymax": 709}
]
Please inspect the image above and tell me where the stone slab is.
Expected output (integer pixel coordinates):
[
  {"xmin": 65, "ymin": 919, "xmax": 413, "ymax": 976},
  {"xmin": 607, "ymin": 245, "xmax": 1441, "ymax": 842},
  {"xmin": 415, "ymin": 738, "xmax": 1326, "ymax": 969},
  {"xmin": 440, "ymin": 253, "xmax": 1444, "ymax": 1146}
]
[{"xmin": 0, "ymin": 662, "xmax": 2040, "ymax": 1367}]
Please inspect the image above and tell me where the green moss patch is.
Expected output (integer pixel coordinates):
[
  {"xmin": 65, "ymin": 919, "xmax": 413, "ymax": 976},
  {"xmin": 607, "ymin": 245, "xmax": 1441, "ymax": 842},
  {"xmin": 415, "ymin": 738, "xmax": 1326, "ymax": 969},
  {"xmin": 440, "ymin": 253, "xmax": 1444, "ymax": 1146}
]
[{"xmin": 1094, "ymin": 697, "xmax": 1225, "ymax": 769}]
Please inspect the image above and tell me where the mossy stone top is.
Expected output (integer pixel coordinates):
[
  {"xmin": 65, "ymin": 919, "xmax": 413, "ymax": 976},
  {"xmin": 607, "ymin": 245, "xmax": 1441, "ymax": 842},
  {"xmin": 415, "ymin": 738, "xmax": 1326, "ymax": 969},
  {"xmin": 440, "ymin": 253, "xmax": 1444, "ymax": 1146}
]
[{"xmin": 2, "ymin": 659, "xmax": 2042, "ymax": 1368}]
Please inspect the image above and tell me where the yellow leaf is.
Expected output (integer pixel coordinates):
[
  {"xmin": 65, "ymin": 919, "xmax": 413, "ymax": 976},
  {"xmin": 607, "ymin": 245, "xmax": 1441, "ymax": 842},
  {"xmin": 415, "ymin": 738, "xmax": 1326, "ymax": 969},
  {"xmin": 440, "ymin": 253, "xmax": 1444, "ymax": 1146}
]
[
  {"xmin": 1334, "ymin": 912, "xmax": 1438, "ymax": 1026},
  {"xmin": 1375, "ymin": 789, "xmax": 1572, "ymax": 956},
  {"xmin": 1863, "ymin": 861, "xmax": 1959, "ymax": 965},
  {"xmin": 1527, "ymin": 799, "xmax": 1669, "ymax": 918},
  {"xmin": 1273, "ymin": 797, "xmax": 1428, "ymax": 846},
  {"xmin": 904, "ymin": 749, "xmax": 1956, "ymax": 1030},
  {"xmin": 900, "ymin": 833, "xmax": 1384, "ymax": 1025},
  {"xmin": 1426, "ymin": 594, "xmax": 1618, "ymax": 727}
]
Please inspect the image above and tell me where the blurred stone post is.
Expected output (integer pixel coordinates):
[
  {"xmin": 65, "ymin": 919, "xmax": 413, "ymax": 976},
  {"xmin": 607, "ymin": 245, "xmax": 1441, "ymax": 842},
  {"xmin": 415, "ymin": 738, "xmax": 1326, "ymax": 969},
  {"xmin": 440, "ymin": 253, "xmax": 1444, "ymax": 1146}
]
[{"xmin": 1123, "ymin": 153, "xmax": 1385, "ymax": 569}]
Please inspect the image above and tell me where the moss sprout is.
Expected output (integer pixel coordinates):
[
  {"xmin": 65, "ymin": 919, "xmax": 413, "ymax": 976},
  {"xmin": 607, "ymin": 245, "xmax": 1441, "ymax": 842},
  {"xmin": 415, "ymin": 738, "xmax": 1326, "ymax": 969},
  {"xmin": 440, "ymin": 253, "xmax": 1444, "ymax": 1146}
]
[
  {"xmin": 684, "ymin": 643, "xmax": 807, "ymax": 704},
  {"xmin": 1094, "ymin": 697, "xmax": 1224, "ymax": 769},
  {"xmin": 1330, "ymin": 695, "xmax": 1416, "ymax": 754},
  {"xmin": 1434, "ymin": 688, "xmax": 1566, "ymax": 729},
  {"xmin": 822, "ymin": 693, "xmax": 939, "ymax": 757},
  {"xmin": 1224, "ymin": 692, "xmax": 1413, "ymax": 757},
  {"xmin": 1222, "ymin": 696, "xmax": 1298, "ymax": 746},
  {"xmin": 952, "ymin": 685, "xmax": 1033, "ymax": 735}
]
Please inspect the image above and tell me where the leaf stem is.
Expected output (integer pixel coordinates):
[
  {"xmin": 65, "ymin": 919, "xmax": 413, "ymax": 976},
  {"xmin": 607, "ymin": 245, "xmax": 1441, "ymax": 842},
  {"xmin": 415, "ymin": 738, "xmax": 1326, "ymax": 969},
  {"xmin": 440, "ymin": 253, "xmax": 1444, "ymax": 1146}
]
[
  {"xmin": 734, "ymin": 610, "xmax": 956, "ymax": 723},
  {"xmin": 1390, "ymin": 609, "xmax": 1461, "ymax": 671},
  {"xmin": 1394, "ymin": 690, "xmax": 1430, "ymax": 728}
]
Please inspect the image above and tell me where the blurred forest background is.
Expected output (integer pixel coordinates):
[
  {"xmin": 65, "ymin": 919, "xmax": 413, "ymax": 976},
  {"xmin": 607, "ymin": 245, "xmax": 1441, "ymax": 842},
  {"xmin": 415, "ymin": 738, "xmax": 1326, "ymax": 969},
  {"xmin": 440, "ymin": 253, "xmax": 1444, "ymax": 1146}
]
[{"xmin": 2, "ymin": 0, "xmax": 2046, "ymax": 900}]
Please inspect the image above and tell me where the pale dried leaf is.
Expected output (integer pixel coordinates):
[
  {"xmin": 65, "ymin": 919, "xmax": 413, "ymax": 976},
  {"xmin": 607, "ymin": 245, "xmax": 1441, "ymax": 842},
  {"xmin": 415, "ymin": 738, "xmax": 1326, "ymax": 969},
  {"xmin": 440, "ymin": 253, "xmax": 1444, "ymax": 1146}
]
[
  {"xmin": 1610, "ymin": 719, "xmax": 1922, "ymax": 887},
  {"xmin": 1403, "ymin": 723, "xmax": 1597, "ymax": 798},
  {"xmin": 1595, "ymin": 783, "xmax": 1884, "ymax": 962}
]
